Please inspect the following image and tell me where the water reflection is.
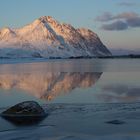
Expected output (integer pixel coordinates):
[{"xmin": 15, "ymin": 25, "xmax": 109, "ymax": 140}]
[
  {"xmin": 0, "ymin": 72, "xmax": 102, "ymax": 101},
  {"xmin": 0, "ymin": 71, "xmax": 140, "ymax": 103},
  {"xmin": 98, "ymin": 84, "xmax": 140, "ymax": 102}
]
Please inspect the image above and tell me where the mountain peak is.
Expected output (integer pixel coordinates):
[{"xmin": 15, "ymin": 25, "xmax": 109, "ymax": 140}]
[
  {"xmin": 38, "ymin": 16, "xmax": 58, "ymax": 24},
  {"xmin": 39, "ymin": 16, "xmax": 53, "ymax": 20},
  {"xmin": 0, "ymin": 27, "xmax": 16, "ymax": 40},
  {"xmin": 1, "ymin": 27, "xmax": 12, "ymax": 33},
  {"xmin": 0, "ymin": 16, "xmax": 111, "ymax": 58}
]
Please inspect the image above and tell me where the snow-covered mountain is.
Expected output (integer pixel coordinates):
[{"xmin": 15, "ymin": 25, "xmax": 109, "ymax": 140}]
[{"xmin": 0, "ymin": 16, "xmax": 111, "ymax": 58}]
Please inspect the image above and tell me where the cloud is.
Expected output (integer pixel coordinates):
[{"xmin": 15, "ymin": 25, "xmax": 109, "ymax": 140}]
[
  {"xmin": 114, "ymin": 12, "xmax": 139, "ymax": 20},
  {"xmin": 101, "ymin": 20, "xmax": 128, "ymax": 31},
  {"xmin": 95, "ymin": 12, "xmax": 113, "ymax": 22},
  {"xmin": 118, "ymin": 2, "xmax": 137, "ymax": 7},
  {"xmin": 95, "ymin": 12, "xmax": 140, "ymax": 31},
  {"xmin": 95, "ymin": 12, "xmax": 139, "ymax": 22},
  {"xmin": 126, "ymin": 17, "xmax": 140, "ymax": 27}
]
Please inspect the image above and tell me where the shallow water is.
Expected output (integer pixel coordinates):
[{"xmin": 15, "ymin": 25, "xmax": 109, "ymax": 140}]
[
  {"xmin": 0, "ymin": 58, "xmax": 140, "ymax": 136},
  {"xmin": 0, "ymin": 58, "xmax": 140, "ymax": 106}
]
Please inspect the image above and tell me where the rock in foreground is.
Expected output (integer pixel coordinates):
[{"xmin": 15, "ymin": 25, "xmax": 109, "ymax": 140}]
[
  {"xmin": 1, "ymin": 101, "xmax": 47, "ymax": 125},
  {"xmin": 106, "ymin": 120, "xmax": 126, "ymax": 125}
]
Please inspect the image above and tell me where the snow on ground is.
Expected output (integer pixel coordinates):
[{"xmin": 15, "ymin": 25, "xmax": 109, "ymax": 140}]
[{"xmin": 1, "ymin": 102, "xmax": 140, "ymax": 140}]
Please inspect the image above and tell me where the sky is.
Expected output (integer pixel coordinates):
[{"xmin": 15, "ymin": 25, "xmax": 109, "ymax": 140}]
[{"xmin": 0, "ymin": 0, "xmax": 140, "ymax": 50}]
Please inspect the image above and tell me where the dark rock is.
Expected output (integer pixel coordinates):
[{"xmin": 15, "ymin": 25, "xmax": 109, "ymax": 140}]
[
  {"xmin": 1, "ymin": 101, "xmax": 47, "ymax": 125},
  {"xmin": 32, "ymin": 52, "xmax": 42, "ymax": 58},
  {"xmin": 106, "ymin": 120, "xmax": 125, "ymax": 125}
]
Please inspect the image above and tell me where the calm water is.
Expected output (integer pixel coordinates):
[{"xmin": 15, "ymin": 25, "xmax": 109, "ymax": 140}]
[
  {"xmin": 0, "ymin": 58, "xmax": 140, "ymax": 107},
  {"xmin": 0, "ymin": 58, "xmax": 140, "ymax": 133}
]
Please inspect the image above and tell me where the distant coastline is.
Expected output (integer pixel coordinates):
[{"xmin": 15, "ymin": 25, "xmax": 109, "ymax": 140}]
[
  {"xmin": 0, "ymin": 54, "xmax": 140, "ymax": 60},
  {"xmin": 97, "ymin": 54, "xmax": 140, "ymax": 59}
]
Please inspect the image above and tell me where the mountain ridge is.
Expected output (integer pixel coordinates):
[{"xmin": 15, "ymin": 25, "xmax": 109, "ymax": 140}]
[{"xmin": 0, "ymin": 16, "xmax": 111, "ymax": 58}]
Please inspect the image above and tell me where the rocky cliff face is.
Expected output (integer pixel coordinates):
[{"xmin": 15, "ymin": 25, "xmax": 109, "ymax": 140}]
[{"xmin": 0, "ymin": 16, "xmax": 111, "ymax": 58}]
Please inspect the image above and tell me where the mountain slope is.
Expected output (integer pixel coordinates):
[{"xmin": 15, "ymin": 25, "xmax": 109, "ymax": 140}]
[{"xmin": 0, "ymin": 16, "xmax": 111, "ymax": 58}]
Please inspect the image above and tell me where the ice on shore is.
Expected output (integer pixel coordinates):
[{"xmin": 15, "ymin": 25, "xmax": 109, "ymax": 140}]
[{"xmin": 1, "ymin": 102, "xmax": 140, "ymax": 139}]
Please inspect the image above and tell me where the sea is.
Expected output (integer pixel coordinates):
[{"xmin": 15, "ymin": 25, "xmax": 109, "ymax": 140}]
[{"xmin": 0, "ymin": 58, "xmax": 140, "ymax": 140}]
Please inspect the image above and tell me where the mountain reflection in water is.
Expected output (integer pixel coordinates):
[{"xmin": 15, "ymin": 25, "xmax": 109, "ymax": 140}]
[{"xmin": 0, "ymin": 72, "xmax": 102, "ymax": 101}]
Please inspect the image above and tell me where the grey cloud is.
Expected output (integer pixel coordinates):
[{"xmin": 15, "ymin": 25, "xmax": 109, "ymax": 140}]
[
  {"xmin": 96, "ymin": 12, "xmax": 139, "ymax": 22},
  {"xmin": 95, "ymin": 12, "xmax": 113, "ymax": 22},
  {"xmin": 101, "ymin": 20, "xmax": 128, "ymax": 31},
  {"xmin": 96, "ymin": 12, "xmax": 140, "ymax": 31},
  {"xmin": 118, "ymin": 2, "xmax": 137, "ymax": 7},
  {"xmin": 126, "ymin": 17, "xmax": 140, "ymax": 27},
  {"xmin": 115, "ymin": 12, "xmax": 139, "ymax": 20}
]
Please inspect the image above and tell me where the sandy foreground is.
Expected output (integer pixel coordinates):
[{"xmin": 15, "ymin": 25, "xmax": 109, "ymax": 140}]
[{"xmin": 1, "ymin": 102, "xmax": 140, "ymax": 140}]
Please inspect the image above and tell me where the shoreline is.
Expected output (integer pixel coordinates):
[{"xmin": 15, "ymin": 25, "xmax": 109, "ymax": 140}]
[
  {"xmin": 1, "ymin": 102, "xmax": 140, "ymax": 139},
  {"xmin": 0, "ymin": 56, "xmax": 140, "ymax": 65}
]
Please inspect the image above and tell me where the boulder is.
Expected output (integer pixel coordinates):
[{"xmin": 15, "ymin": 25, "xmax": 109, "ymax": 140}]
[
  {"xmin": 106, "ymin": 120, "xmax": 125, "ymax": 125},
  {"xmin": 1, "ymin": 101, "xmax": 47, "ymax": 125}
]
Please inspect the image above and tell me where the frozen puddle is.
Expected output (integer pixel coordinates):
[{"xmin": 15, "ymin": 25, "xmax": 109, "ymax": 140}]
[{"xmin": 1, "ymin": 102, "xmax": 140, "ymax": 140}]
